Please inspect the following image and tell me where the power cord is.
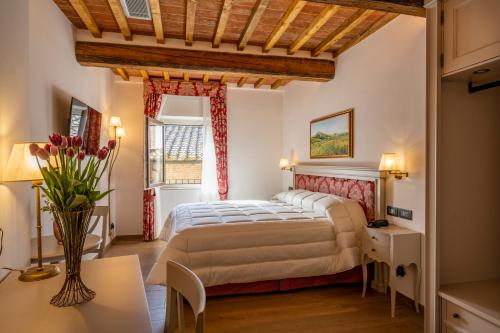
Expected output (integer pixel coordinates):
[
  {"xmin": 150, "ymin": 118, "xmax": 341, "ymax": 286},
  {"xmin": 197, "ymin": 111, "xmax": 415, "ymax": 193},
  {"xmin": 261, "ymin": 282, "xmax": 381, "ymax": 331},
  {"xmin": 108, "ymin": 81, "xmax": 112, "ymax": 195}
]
[
  {"xmin": 0, "ymin": 227, "xmax": 3, "ymax": 256},
  {"xmin": 0, "ymin": 267, "xmax": 24, "ymax": 284}
]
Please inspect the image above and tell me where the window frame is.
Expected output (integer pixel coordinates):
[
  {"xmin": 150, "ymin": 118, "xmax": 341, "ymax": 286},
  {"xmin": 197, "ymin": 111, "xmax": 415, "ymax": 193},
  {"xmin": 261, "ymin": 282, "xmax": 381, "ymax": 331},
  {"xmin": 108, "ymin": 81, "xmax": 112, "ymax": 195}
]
[
  {"xmin": 145, "ymin": 117, "xmax": 166, "ymax": 188},
  {"xmin": 145, "ymin": 117, "xmax": 204, "ymax": 190}
]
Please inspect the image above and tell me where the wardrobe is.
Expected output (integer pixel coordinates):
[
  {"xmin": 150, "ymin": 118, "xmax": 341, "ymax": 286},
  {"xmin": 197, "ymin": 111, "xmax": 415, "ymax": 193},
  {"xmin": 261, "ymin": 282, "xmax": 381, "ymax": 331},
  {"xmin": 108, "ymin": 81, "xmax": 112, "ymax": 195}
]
[{"xmin": 425, "ymin": 0, "xmax": 500, "ymax": 332}]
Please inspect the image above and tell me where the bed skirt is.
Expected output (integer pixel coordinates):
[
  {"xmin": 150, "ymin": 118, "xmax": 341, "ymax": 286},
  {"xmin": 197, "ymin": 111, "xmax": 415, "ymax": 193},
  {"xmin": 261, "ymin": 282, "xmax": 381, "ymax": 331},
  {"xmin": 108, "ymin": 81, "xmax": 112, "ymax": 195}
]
[{"xmin": 205, "ymin": 266, "xmax": 365, "ymax": 297}]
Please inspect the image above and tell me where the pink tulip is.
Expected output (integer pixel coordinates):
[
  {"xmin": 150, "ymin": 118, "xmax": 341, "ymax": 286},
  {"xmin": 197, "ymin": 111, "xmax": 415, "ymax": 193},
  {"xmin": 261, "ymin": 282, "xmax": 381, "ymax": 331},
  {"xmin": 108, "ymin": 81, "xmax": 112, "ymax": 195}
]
[
  {"xmin": 107, "ymin": 139, "xmax": 116, "ymax": 150},
  {"xmin": 97, "ymin": 147, "xmax": 109, "ymax": 160},
  {"xmin": 77, "ymin": 150, "xmax": 85, "ymax": 160},
  {"xmin": 29, "ymin": 143, "xmax": 40, "ymax": 156},
  {"xmin": 50, "ymin": 145, "xmax": 59, "ymax": 156},
  {"xmin": 49, "ymin": 133, "xmax": 62, "ymax": 146},
  {"xmin": 60, "ymin": 136, "xmax": 68, "ymax": 149},
  {"xmin": 73, "ymin": 136, "xmax": 83, "ymax": 147},
  {"xmin": 67, "ymin": 147, "xmax": 75, "ymax": 158},
  {"xmin": 44, "ymin": 143, "xmax": 52, "ymax": 153},
  {"xmin": 36, "ymin": 148, "xmax": 50, "ymax": 160}
]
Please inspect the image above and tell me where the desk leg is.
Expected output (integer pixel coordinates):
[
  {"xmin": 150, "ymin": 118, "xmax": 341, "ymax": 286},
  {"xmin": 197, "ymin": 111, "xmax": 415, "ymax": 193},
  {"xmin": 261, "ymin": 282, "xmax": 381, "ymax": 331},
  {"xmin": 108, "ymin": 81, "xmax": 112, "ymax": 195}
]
[
  {"xmin": 361, "ymin": 253, "xmax": 367, "ymax": 297},
  {"xmin": 390, "ymin": 267, "xmax": 397, "ymax": 318},
  {"xmin": 414, "ymin": 264, "xmax": 421, "ymax": 313}
]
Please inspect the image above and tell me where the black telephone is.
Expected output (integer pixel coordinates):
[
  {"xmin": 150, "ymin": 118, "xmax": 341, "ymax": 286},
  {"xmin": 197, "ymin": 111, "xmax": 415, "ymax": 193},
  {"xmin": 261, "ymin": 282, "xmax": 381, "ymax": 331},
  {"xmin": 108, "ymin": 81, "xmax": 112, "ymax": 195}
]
[{"xmin": 367, "ymin": 219, "xmax": 389, "ymax": 228}]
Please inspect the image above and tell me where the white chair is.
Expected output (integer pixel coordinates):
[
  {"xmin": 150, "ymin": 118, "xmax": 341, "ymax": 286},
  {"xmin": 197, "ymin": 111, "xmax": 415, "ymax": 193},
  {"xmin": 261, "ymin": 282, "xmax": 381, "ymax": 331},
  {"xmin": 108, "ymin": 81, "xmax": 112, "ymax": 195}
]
[{"xmin": 165, "ymin": 260, "xmax": 206, "ymax": 333}]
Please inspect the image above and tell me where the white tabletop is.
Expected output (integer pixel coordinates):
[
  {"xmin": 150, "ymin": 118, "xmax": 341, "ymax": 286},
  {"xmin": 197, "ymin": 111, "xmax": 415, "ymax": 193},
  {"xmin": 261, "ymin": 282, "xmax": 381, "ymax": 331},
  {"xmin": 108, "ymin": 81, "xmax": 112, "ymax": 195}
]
[
  {"xmin": 0, "ymin": 255, "xmax": 152, "ymax": 333},
  {"xmin": 439, "ymin": 279, "xmax": 500, "ymax": 327}
]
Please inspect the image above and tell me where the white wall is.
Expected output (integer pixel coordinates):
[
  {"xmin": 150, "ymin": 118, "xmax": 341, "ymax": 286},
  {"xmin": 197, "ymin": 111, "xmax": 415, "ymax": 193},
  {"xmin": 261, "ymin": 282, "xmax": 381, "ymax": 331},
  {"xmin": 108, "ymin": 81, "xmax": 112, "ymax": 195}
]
[
  {"xmin": 0, "ymin": 0, "xmax": 31, "ymax": 281},
  {"xmin": 227, "ymin": 88, "xmax": 283, "ymax": 200},
  {"xmin": 282, "ymin": 15, "xmax": 426, "ymax": 301},
  {"xmin": 109, "ymin": 79, "xmax": 145, "ymax": 236},
  {"xmin": 0, "ymin": 0, "xmax": 113, "ymax": 278}
]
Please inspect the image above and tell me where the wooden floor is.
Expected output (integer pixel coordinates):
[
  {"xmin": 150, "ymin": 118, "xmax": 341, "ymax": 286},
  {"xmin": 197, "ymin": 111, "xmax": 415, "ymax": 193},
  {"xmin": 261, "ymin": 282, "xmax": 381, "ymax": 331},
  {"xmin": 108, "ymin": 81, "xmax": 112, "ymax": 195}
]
[{"xmin": 105, "ymin": 238, "xmax": 424, "ymax": 333}]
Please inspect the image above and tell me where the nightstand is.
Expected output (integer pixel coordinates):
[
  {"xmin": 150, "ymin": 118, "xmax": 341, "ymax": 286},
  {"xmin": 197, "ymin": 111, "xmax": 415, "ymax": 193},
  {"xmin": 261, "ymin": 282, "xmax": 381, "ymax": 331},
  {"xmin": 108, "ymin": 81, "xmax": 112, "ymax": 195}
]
[{"xmin": 361, "ymin": 224, "xmax": 421, "ymax": 317}]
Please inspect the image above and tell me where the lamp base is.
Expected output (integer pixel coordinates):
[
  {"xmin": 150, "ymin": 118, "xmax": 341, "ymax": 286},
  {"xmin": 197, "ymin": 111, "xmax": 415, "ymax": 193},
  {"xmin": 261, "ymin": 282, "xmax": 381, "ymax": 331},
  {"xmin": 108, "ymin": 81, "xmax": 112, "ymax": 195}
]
[{"xmin": 18, "ymin": 265, "xmax": 60, "ymax": 282}]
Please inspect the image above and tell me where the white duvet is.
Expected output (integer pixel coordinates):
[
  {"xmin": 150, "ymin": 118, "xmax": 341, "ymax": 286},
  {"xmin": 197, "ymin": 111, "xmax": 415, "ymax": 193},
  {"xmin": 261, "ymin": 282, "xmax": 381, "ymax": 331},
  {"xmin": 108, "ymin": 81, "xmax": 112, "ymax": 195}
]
[{"xmin": 146, "ymin": 190, "xmax": 367, "ymax": 287}]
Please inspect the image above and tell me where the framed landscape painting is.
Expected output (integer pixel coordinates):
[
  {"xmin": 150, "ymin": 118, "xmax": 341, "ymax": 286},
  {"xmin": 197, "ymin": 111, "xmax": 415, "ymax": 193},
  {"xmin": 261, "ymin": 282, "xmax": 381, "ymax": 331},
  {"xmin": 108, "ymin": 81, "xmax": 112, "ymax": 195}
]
[{"xmin": 310, "ymin": 109, "xmax": 353, "ymax": 158}]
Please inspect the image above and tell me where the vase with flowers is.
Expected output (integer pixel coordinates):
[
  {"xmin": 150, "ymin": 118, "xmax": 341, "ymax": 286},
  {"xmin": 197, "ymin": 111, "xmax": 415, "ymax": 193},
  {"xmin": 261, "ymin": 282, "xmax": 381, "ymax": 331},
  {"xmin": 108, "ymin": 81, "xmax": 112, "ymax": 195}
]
[{"xmin": 30, "ymin": 133, "xmax": 116, "ymax": 307}]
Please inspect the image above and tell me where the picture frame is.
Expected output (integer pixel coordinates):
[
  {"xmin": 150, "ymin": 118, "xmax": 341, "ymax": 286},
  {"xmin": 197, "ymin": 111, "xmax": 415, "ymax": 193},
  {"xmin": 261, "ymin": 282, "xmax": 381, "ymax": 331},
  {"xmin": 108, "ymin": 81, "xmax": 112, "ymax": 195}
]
[{"xmin": 310, "ymin": 108, "xmax": 353, "ymax": 159}]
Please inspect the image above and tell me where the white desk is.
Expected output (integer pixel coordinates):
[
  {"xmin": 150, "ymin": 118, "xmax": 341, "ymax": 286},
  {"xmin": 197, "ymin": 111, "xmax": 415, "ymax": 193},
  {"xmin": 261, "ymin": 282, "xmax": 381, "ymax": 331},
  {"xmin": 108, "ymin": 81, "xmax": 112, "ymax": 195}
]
[{"xmin": 0, "ymin": 255, "xmax": 152, "ymax": 333}]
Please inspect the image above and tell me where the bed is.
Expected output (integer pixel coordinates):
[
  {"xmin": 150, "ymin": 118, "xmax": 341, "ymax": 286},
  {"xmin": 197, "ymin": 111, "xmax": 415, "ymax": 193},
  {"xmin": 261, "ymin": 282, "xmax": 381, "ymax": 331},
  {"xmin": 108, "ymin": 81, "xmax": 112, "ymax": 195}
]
[{"xmin": 146, "ymin": 165, "xmax": 386, "ymax": 294}]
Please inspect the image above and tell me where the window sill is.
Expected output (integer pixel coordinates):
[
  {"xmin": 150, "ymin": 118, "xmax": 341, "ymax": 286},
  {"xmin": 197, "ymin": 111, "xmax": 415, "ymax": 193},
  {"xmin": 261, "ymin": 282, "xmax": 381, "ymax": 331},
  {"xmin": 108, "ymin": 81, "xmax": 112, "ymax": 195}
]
[{"xmin": 160, "ymin": 184, "xmax": 202, "ymax": 191}]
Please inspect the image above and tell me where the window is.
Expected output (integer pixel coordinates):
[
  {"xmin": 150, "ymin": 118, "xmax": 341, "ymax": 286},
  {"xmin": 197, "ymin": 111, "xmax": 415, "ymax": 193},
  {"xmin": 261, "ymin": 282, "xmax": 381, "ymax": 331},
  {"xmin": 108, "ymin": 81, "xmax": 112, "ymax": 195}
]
[
  {"xmin": 145, "ymin": 118, "xmax": 205, "ymax": 188},
  {"xmin": 164, "ymin": 124, "xmax": 203, "ymax": 185},
  {"xmin": 145, "ymin": 95, "xmax": 211, "ymax": 189}
]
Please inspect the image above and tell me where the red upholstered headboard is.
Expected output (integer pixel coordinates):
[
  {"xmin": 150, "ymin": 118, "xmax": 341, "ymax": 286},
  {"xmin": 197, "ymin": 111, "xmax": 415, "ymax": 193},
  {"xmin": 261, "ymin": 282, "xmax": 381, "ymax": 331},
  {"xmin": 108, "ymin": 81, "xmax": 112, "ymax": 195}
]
[{"xmin": 293, "ymin": 164, "xmax": 386, "ymax": 222}]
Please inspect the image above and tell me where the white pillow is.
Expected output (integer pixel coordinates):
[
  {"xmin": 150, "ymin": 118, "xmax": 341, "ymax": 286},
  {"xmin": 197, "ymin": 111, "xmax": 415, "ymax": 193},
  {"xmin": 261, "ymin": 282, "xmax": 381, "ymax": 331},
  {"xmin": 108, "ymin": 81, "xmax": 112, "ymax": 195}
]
[
  {"xmin": 273, "ymin": 189, "xmax": 306, "ymax": 203},
  {"xmin": 301, "ymin": 192, "xmax": 331, "ymax": 211}
]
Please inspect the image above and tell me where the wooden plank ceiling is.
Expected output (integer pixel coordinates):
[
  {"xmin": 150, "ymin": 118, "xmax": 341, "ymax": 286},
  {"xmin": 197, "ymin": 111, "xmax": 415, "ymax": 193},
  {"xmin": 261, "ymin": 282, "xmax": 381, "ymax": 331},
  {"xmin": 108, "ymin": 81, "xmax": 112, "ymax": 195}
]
[{"xmin": 54, "ymin": 0, "xmax": 424, "ymax": 88}]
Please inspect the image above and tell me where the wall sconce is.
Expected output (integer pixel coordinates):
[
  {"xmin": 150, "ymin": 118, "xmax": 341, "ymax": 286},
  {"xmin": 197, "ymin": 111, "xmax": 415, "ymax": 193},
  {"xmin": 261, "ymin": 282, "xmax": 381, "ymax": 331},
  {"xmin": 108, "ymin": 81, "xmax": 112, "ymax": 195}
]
[
  {"xmin": 279, "ymin": 158, "xmax": 293, "ymax": 172},
  {"xmin": 115, "ymin": 127, "xmax": 126, "ymax": 139},
  {"xmin": 378, "ymin": 153, "xmax": 408, "ymax": 179}
]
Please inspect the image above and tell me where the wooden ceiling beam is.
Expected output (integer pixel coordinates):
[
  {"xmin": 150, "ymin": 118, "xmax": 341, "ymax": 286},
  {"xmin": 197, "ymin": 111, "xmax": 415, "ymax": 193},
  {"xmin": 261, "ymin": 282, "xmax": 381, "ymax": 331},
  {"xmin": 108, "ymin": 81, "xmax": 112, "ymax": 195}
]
[
  {"xmin": 75, "ymin": 42, "xmax": 336, "ymax": 81},
  {"xmin": 213, "ymin": 0, "xmax": 233, "ymax": 48},
  {"xmin": 149, "ymin": 0, "xmax": 164, "ymax": 43},
  {"xmin": 304, "ymin": 0, "xmax": 424, "ymax": 17},
  {"xmin": 332, "ymin": 12, "xmax": 398, "ymax": 58},
  {"xmin": 220, "ymin": 75, "xmax": 228, "ymax": 85},
  {"xmin": 237, "ymin": 77, "xmax": 248, "ymax": 87},
  {"xmin": 271, "ymin": 79, "xmax": 285, "ymax": 89},
  {"xmin": 107, "ymin": 0, "xmax": 132, "ymax": 41},
  {"xmin": 312, "ymin": 9, "xmax": 374, "ymax": 57},
  {"xmin": 183, "ymin": 73, "xmax": 190, "ymax": 81},
  {"xmin": 163, "ymin": 71, "xmax": 170, "ymax": 81},
  {"xmin": 238, "ymin": 0, "xmax": 271, "ymax": 51},
  {"xmin": 115, "ymin": 68, "xmax": 129, "ymax": 81},
  {"xmin": 140, "ymin": 69, "xmax": 149, "ymax": 79},
  {"xmin": 288, "ymin": 5, "xmax": 339, "ymax": 55},
  {"xmin": 203, "ymin": 74, "xmax": 209, "ymax": 83},
  {"xmin": 263, "ymin": 0, "xmax": 306, "ymax": 53},
  {"xmin": 185, "ymin": 0, "xmax": 197, "ymax": 46},
  {"xmin": 68, "ymin": 0, "xmax": 101, "ymax": 38},
  {"xmin": 254, "ymin": 78, "xmax": 265, "ymax": 88}
]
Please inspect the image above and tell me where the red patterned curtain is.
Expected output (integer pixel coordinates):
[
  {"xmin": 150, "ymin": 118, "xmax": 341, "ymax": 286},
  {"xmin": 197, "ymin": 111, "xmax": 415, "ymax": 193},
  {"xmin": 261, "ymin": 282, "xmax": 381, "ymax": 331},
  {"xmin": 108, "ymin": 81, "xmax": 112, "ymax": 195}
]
[
  {"xmin": 142, "ymin": 79, "xmax": 228, "ymax": 240},
  {"xmin": 143, "ymin": 189, "xmax": 155, "ymax": 241}
]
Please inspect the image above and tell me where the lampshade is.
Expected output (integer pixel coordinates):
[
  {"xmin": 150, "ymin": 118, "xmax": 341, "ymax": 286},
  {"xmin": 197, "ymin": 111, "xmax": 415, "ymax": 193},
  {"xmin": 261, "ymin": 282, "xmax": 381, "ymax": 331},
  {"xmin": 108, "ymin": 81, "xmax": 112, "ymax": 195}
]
[
  {"xmin": 2, "ymin": 143, "xmax": 48, "ymax": 182},
  {"xmin": 109, "ymin": 116, "xmax": 122, "ymax": 127},
  {"xmin": 116, "ymin": 127, "xmax": 126, "ymax": 138},
  {"xmin": 279, "ymin": 158, "xmax": 290, "ymax": 168},
  {"xmin": 379, "ymin": 153, "xmax": 398, "ymax": 171}
]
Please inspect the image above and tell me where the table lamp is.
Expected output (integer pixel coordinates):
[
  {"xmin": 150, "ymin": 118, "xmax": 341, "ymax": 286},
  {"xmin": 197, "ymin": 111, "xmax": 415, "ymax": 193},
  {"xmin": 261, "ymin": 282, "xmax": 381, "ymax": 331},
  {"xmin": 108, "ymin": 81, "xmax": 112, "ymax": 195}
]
[{"xmin": 2, "ymin": 143, "xmax": 60, "ymax": 281}]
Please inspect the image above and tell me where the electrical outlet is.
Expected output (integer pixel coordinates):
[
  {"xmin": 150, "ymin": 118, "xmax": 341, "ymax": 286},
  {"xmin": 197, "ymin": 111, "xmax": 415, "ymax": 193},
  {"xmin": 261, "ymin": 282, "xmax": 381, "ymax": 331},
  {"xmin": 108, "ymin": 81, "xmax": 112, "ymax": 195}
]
[
  {"xmin": 398, "ymin": 208, "xmax": 413, "ymax": 220},
  {"xmin": 387, "ymin": 206, "xmax": 398, "ymax": 217}
]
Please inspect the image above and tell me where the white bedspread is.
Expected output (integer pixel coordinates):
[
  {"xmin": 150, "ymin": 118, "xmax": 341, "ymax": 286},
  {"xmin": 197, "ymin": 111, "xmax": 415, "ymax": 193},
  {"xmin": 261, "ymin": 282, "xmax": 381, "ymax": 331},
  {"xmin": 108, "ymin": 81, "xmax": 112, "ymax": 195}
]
[{"xmin": 146, "ymin": 190, "xmax": 367, "ymax": 287}]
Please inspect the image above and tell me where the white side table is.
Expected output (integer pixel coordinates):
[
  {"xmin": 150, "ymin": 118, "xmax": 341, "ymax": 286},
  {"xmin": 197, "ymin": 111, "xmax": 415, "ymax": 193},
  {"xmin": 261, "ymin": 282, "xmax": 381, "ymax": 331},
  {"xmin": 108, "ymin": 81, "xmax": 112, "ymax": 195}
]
[{"xmin": 361, "ymin": 224, "xmax": 421, "ymax": 317}]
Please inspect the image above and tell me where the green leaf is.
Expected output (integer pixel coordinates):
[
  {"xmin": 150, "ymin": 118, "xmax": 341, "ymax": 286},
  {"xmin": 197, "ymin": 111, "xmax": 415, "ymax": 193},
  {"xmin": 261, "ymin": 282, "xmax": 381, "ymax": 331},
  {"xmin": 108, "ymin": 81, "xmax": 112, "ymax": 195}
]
[{"xmin": 69, "ymin": 194, "xmax": 88, "ymax": 209}]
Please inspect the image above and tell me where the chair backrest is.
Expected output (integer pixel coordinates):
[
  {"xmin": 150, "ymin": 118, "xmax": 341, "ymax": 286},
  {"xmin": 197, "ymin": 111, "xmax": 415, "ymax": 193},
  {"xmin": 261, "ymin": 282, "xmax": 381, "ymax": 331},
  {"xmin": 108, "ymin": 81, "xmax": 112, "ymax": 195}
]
[
  {"xmin": 87, "ymin": 206, "xmax": 108, "ymax": 258},
  {"xmin": 167, "ymin": 260, "xmax": 206, "ymax": 318}
]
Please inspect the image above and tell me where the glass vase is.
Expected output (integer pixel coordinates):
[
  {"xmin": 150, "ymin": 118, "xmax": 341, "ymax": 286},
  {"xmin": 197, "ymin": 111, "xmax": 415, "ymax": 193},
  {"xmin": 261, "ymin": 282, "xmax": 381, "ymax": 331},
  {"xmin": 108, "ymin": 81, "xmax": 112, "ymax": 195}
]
[{"xmin": 50, "ymin": 207, "xmax": 96, "ymax": 307}]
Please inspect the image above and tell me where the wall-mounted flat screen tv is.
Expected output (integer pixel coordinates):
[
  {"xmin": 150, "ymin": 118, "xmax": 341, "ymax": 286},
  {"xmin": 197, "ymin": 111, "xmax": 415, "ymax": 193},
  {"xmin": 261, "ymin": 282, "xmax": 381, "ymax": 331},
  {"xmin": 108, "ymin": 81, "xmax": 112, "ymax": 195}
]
[{"xmin": 68, "ymin": 97, "xmax": 102, "ymax": 155}]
